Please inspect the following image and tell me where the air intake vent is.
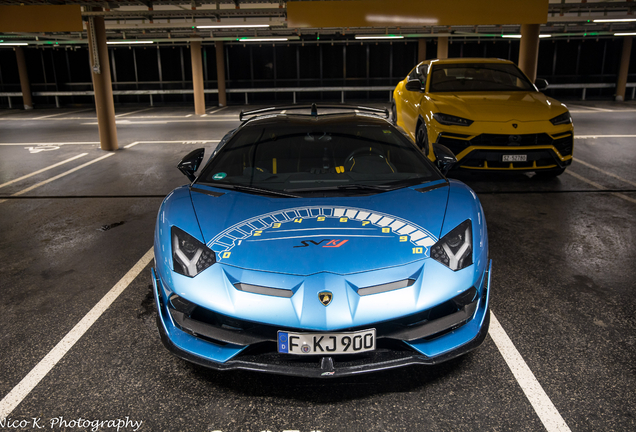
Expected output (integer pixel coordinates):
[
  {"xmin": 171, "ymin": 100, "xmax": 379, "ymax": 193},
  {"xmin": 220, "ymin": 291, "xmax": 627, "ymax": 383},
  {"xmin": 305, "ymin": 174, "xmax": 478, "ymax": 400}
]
[
  {"xmin": 357, "ymin": 278, "xmax": 416, "ymax": 296},
  {"xmin": 234, "ymin": 283, "xmax": 294, "ymax": 298}
]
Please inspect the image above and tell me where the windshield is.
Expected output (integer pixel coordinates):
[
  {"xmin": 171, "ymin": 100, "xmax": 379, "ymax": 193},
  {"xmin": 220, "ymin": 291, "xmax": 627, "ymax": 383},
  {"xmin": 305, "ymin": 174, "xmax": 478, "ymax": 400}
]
[
  {"xmin": 428, "ymin": 62, "xmax": 534, "ymax": 92},
  {"xmin": 197, "ymin": 118, "xmax": 441, "ymax": 197}
]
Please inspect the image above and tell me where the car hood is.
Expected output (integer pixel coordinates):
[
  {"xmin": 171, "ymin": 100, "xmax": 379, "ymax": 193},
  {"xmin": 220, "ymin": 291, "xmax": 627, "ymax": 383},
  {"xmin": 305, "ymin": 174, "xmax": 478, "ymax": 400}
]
[
  {"xmin": 428, "ymin": 91, "xmax": 567, "ymax": 122},
  {"xmin": 190, "ymin": 183, "xmax": 449, "ymax": 276}
]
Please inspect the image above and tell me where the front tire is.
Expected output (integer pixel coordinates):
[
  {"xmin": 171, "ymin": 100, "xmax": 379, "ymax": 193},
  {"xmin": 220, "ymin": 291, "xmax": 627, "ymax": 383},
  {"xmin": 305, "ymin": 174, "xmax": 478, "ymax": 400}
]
[
  {"xmin": 391, "ymin": 102, "xmax": 398, "ymax": 125},
  {"xmin": 416, "ymin": 122, "xmax": 430, "ymax": 157}
]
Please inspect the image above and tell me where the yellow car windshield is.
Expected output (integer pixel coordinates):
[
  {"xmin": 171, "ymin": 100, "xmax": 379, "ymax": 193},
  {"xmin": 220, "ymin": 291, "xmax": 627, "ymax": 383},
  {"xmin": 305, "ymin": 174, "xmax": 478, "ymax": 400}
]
[{"xmin": 429, "ymin": 63, "xmax": 534, "ymax": 92}]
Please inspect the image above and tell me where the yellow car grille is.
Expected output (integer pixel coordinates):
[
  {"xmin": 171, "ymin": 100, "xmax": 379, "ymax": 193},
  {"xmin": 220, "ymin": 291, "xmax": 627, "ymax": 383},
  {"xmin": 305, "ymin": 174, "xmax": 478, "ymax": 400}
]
[{"xmin": 437, "ymin": 132, "xmax": 574, "ymax": 171}]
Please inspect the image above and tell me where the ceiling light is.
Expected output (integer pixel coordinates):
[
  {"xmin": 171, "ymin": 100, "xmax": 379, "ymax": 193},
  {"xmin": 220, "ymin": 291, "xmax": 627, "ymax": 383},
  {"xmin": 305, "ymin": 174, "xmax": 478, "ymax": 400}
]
[
  {"xmin": 107, "ymin": 40, "xmax": 154, "ymax": 45},
  {"xmin": 614, "ymin": 32, "xmax": 636, "ymax": 36},
  {"xmin": 0, "ymin": 42, "xmax": 28, "ymax": 46},
  {"xmin": 501, "ymin": 34, "xmax": 551, "ymax": 38},
  {"xmin": 594, "ymin": 18, "xmax": 636, "ymax": 23},
  {"xmin": 197, "ymin": 24, "xmax": 270, "ymax": 29},
  {"xmin": 365, "ymin": 15, "xmax": 438, "ymax": 25},
  {"xmin": 355, "ymin": 35, "xmax": 404, "ymax": 40},
  {"xmin": 238, "ymin": 37, "xmax": 288, "ymax": 42}
]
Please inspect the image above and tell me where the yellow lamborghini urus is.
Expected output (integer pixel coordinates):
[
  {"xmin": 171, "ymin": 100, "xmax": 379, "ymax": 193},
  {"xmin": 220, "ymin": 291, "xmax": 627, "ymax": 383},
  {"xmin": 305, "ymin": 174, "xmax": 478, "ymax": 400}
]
[{"xmin": 393, "ymin": 58, "xmax": 574, "ymax": 177}]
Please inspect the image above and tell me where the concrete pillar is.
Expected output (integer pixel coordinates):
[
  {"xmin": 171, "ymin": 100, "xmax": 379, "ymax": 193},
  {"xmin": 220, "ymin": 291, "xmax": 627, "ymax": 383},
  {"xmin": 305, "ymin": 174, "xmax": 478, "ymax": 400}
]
[
  {"xmin": 215, "ymin": 41, "xmax": 227, "ymax": 107},
  {"xmin": 418, "ymin": 38, "xmax": 427, "ymax": 63},
  {"xmin": 616, "ymin": 36, "xmax": 633, "ymax": 102},
  {"xmin": 15, "ymin": 47, "xmax": 33, "ymax": 110},
  {"xmin": 87, "ymin": 9, "xmax": 118, "ymax": 151},
  {"xmin": 518, "ymin": 23, "xmax": 540, "ymax": 82},
  {"xmin": 437, "ymin": 36, "xmax": 448, "ymax": 59},
  {"xmin": 190, "ymin": 41, "xmax": 206, "ymax": 114}
]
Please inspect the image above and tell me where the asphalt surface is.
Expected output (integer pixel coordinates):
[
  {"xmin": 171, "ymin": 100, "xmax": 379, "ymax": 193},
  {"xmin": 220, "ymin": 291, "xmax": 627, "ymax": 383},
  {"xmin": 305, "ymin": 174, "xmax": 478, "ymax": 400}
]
[{"xmin": 0, "ymin": 101, "xmax": 635, "ymax": 432}]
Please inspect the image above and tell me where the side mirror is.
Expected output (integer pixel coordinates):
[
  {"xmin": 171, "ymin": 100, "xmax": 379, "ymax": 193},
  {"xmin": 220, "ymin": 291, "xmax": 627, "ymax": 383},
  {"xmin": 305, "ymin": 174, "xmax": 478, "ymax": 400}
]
[
  {"xmin": 535, "ymin": 78, "xmax": 549, "ymax": 91},
  {"xmin": 433, "ymin": 143, "xmax": 457, "ymax": 175},
  {"xmin": 178, "ymin": 148, "xmax": 205, "ymax": 182},
  {"xmin": 405, "ymin": 79, "xmax": 423, "ymax": 92}
]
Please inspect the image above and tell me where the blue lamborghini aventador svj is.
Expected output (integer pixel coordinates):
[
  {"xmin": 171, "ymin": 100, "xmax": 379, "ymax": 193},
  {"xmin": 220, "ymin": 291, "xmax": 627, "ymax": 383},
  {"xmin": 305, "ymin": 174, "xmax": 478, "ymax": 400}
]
[{"xmin": 152, "ymin": 105, "xmax": 491, "ymax": 377}]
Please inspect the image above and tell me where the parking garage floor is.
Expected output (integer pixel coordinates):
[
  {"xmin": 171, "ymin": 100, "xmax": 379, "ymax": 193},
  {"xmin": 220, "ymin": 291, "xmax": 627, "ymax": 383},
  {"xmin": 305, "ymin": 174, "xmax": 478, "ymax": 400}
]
[{"xmin": 0, "ymin": 102, "xmax": 635, "ymax": 432}]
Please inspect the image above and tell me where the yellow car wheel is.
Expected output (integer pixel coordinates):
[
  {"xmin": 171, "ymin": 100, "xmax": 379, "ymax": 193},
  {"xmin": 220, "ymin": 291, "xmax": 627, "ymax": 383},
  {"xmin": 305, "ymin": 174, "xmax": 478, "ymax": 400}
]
[
  {"xmin": 416, "ymin": 122, "xmax": 429, "ymax": 157},
  {"xmin": 391, "ymin": 102, "xmax": 398, "ymax": 125}
]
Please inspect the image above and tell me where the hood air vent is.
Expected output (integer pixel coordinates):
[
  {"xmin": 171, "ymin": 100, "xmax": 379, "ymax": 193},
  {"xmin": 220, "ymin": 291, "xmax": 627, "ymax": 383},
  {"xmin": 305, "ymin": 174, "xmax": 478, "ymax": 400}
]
[
  {"xmin": 357, "ymin": 278, "xmax": 416, "ymax": 296},
  {"xmin": 234, "ymin": 283, "xmax": 294, "ymax": 298}
]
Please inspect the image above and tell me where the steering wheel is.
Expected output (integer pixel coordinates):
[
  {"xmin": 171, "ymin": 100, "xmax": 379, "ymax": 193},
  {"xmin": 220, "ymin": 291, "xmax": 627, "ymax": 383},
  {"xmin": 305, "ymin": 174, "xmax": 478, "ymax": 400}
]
[{"xmin": 344, "ymin": 147, "xmax": 386, "ymax": 168}]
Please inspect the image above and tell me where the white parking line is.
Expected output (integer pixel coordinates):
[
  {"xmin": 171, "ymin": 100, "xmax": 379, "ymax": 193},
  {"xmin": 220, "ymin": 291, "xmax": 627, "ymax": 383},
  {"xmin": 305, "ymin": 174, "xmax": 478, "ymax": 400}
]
[
  {"xmin": 0, "ymin": 153, "xmax": 87, "ymax": 189},
  {"xmin": 0, "ymin": 142, "xmax": 99, "ymax": 146},
  {"xmin": 114, "ymin": 120, "xmax": 168, "ymax": 125},
  {"xmin": 126, "ymin": 115, "xmax": 236, "ymax": 119},
  {"xmin": 565, "ymin": 170, "xmax": 636, "ymax": 205},
  {"xmin": 207, "ymin": 106, "xmax": 228, "ymax": 114},
  {"xmin": 1, "ymin": 115, "xmax": 241, "ymax": 122},
  {"xmin": 574, "ymin": 158, "xmax": 636, "ymax": 188},
  {"xmin": 124, "ymin": 140, "xmax": 220, "ymax": 149},
  {"xmin": 33, "ymin": 108, "xmax": 94, "ymax": 119},
  {"xmin": 570, "ymin": 109, "xmax": 636, "ymax": 113},
  {"xmin": 0, "ymin": 117, "xmax": 98, "ymax": 121},
  {"xmin": 489, "ymin": 312, "xmax": 572, "ymax": 432},
  {"xmin": 82, "ymin": 119, "xmax": 239, "ymax": 125},
  {"xmin": 567, "ymin": 105, "xmax": 612, "ymax": 112},
  {"xmin": 0, "ymin": 248, "xmax": 154, "ymax": 420},
  {"xmin": 116, "ymin": 107, "xmax": 154, "ymax": 117},
  {"xmin": 0, "ymin": 153, "xmax": 114, "ymax": 204}
]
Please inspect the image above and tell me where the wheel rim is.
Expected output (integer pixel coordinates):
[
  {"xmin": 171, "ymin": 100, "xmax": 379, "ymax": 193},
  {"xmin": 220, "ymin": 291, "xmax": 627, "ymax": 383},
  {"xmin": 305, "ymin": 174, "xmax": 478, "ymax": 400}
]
[
  {"xmin": 416, "ymin": 125, "xmax": 429, "ymax": 156},
  {"xmin": 417, "ymin": 126, "xmax": 427, "ymax": 146}
]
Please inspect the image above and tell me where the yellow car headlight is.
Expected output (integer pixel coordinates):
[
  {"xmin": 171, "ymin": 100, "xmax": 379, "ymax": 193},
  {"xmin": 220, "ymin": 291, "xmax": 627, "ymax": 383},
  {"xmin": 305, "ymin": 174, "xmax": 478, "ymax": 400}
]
[
  {"xmin": 549, "ymin": 111, "xmax": 572, "ymax": 126},
  {"xmin": 433, "ymin": 113, "xmax": 474, "ymax": 127}
]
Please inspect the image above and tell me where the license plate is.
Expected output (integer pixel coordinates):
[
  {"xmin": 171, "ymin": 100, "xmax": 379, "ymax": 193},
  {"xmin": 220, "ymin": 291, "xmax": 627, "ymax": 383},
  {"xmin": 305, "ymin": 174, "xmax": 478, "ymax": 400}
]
[
  {"xmin": 277, "ymin": 329, "xmax": 376, "ymax": 355},
  {"xmin": 502, "ymin": 154, "xmax": 527, "ymax": 162}
]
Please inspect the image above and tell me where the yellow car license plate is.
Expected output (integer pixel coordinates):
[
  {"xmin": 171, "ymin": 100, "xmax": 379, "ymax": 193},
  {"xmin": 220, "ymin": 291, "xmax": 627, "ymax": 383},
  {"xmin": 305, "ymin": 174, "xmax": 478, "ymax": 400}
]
[{"xmin": 502, "ymin": 154, "xmax": 527, "ymax": 162}]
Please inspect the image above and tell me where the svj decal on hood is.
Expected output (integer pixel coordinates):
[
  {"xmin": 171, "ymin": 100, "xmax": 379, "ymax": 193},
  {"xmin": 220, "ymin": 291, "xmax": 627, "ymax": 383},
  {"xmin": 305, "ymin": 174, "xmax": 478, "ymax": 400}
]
[{"xmin": 207, "ymin": 206, "xmax": 439, "ymax": 264}]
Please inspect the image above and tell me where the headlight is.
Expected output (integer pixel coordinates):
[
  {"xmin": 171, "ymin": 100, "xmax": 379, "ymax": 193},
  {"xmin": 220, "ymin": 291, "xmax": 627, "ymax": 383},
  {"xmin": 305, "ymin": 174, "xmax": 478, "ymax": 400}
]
[
  {"xmin": 433, "ymin": 113, "xmax": 474, "ymax": 127},
  {"xmin": 172, "ymin": 226, "xmax": 216, "ymax": 277},
  {"xmin": 550, "ymin": 111, "xmax": 572, "ymax": 125},
  {"xmin": 430, "ymin": 220, "xmax": 472, "ymax": 271}
]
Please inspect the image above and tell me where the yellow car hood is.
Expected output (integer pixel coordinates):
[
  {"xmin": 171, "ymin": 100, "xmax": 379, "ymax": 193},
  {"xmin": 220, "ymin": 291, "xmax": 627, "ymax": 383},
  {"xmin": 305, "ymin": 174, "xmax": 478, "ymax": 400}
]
[{"xmin": 428, "ymin": 92, "xmax": 566, "ymax": 122}]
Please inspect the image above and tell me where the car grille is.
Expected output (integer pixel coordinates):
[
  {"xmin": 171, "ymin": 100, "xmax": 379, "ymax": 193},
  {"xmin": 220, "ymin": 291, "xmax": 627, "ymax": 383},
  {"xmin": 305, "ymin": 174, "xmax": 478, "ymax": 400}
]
[
  {"xmin": 231, "ymin": 338, "xmax": 416, "ymax": 368},
  {"xmin": 168, "ymin": 287, "xmax": 478, "ymax": 347},
  {"xmin": 458, "ymin": 149, "xmax": 560, "ymax": 169},
  {"xmin": 438, "ymin": 132, "xmax": 574, "ymax": 158}
]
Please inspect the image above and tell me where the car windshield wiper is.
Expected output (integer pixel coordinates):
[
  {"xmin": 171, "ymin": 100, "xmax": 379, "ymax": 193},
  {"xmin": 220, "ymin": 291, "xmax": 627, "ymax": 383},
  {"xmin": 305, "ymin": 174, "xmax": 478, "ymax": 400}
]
[
  {"xmin": 203, "ymin": 183, "xmax": 300, "ymax": 198},
  {"xmin": 285, "ymin": 183, "xmax": 395, "ymax": 193},
  {"xmin": 337, "ymin": 184, "xmax": 395, "ymax": 191}
]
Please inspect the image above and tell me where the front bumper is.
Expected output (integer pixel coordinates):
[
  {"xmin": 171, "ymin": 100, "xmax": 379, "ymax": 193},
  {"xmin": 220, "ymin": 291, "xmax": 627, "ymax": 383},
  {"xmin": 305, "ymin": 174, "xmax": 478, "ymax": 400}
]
[
  {"xmin": 440, "ymin": 132, "xmax": 573, "ymax": 171},
  {"xmin": 151, "ymin": 261, "xmax": 492, "ymax": 378}
]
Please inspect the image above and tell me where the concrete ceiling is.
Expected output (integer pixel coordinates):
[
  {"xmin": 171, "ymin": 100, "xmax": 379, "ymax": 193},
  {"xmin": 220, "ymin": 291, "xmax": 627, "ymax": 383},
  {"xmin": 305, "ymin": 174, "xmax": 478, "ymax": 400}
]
[{"xmin": 1, "ymin": 1, "xmax": 635, "ymax": 45}]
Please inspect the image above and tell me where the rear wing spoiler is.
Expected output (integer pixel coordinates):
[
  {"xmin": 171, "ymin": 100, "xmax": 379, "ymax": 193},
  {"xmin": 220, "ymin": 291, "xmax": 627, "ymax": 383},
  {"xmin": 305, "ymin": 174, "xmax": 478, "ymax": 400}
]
[{"xmin": 239, "ymin": 103, "xmax": 389, "ymax": 121}]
